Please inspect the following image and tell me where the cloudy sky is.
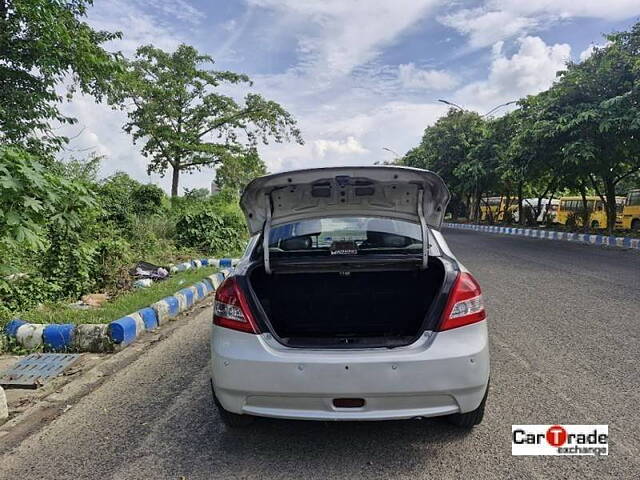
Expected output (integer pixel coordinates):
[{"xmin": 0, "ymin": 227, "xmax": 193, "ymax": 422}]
[{"xmin": 60, "ymin": 0, "xmax": 640, "ymax": 194}]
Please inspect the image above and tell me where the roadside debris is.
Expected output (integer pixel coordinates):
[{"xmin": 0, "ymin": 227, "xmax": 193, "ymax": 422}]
[
  {"xmin": 131, "ymin": 261, "xmax": 169, "ymax": 281},
  {"xmin": 69, "ymin": 293, "xmax": 110, "ymax": 309},
  {"xmin": 133, "ymin": 278, "xmax": 154, "ymax": 288},
  {"xmin": 81, "ymin": 293, "xmax": 109, "ymax": 307}
]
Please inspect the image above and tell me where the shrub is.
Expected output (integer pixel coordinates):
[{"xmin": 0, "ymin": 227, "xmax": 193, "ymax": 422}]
[
  {"xmin": 131, "ymin": 183, "xmax": 167, "ymax": 216},
  {"xmin": 97, "ymin": 172, "xmax": 140, "ymax": 230},
  {"xmin": 91, "ymin": 236, "xmax": 133, "ymax": 292},
  {"xmin": 41, "ymin": 224, "xmax": 97, "ymax": 299},
  {"xmin": 175, "ymin": 203, "xmax": 247, "ymax": 256}
]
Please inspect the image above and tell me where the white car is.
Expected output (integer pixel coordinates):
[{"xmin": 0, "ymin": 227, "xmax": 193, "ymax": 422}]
[{"xmin": 210, "ymin": 166, "xmax": 490, "ymax": 428}]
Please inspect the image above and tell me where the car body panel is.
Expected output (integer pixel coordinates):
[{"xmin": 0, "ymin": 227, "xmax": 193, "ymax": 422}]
[
  {"xmin": 240, "ymin": 166, "xmax": 450, "ymax": 235},
  {"xmin": 211, "ymin": 320, "xmax": 489, "ymax": 421}
]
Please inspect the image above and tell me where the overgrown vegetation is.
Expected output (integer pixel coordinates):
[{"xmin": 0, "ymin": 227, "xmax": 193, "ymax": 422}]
[
  {"xmin": 1, "ymin": 1, "xmax": 300, "ymax": 327},
  {"xmin": 0, "ymin": 152, "xmax": 248, "ymax": 325},
  {"xmin": 401, "ymin": 22, "xmax": 640, "ymax": 234}
]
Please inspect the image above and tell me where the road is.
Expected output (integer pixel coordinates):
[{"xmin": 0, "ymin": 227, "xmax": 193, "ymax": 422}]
[{"xmin": 1, "ymin": 229, "xmax": 639, "ymax": 479}]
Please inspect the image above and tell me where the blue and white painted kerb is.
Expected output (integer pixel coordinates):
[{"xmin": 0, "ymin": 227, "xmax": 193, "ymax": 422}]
[
  {"xmin": 443, "ymin": 223, "xmax": 640, "ymax": 250},
  {"xmin": 2, "ymin": 268, "xmax": 231, "ymax": 352}
]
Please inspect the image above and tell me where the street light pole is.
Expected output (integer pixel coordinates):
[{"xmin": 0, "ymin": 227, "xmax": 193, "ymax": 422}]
[
  {"xmin": 437, "ymin": 99, "xmax": 517, "ymax": 117},
  {"xmin": 382, "ymin": 147, "xmax": 401, "ymax": 157},
  {"xmin": 438, "ymin": 99, "xmax": 465, "ymax": 111},
  {"xmin": 482, "ymin": 100, "xmax": 517, "ymax": 117}
]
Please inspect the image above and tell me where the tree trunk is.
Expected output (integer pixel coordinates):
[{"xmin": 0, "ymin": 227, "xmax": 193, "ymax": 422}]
[
  {"xmin": 578, "ymin": 183, "xmax": 589, "ymax": 233},
  {"xmin": 604, "ymin": 178, "xmax": 617, "ymax": 235},
  {"xmin": 517, "ymin": 182, "xmax": 524, "ymax": 226},
  {"xmin": 465, "ymin": 193, "xmax": 471, "ymax": 220},
  {"xmin": 544, "ymin": 191, "xmax": 556, "ymax": 224},
  {"xmin": 171, "ymin": 164, "xmax": 180, "ymax": 197},
  {"xmin": 474, "ymin": 191, "xmax": 482, "ymax": 222}
]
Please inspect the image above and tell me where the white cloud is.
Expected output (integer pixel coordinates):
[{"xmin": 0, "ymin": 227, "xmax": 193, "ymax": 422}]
[
  {"xmin": 438, "ymin": 9, "xmax": 537, "ymax": 49},
  {"xmin": 455, "ymin": 36, "xmax": 570, "ymax": 111},
  {"xmin": 246, "ymin": 0, "xmax": 441, "ymax": 77},
  {"xmin": 313, "ymin": 136, "xmax": 368, "ymax": 158},
  {"xmin": 255, "ymin": 101, "xmax": 446, "ymax": 173},
  {"xmin": 398, "ymin": 63, "xmax": 459, "ymax": 90},
  {"xmin": 579, "ymin": 45, "xmax": 597, "ymax": 62},
  {"xmin": 492, "ymin": 0, "xmax": 640, "ymax": 21},
  {"xmin": 579, "ymin": 42, "xmax": 610, "ymax": 61},
  {"xmin": 88, "ymin": 0, "xmax": 194, "ymax": 56},
  {"xmin": 439, "ymin": 0, "xmax": 640, "ymax": 48}
]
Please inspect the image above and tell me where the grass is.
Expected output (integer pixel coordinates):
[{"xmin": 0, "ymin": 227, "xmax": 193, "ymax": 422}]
[{"xmin": 16, "ymin": 266, "xmax": 219, "ymax": 326}]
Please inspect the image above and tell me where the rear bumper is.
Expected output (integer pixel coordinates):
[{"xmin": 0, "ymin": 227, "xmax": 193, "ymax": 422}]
[{"xmin": 210, "ymin": 321, "xmax": 490, "ymax": 421}]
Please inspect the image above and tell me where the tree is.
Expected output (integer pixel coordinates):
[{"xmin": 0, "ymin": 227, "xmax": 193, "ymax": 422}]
[
  {"xmin": 215, "ymin": 149, "xmax": 267, "ymax": 196},
  {"xmin": 0, "ymin": 0, "xmax": 123, "ymax": 155},
  {"xmin": 118, "ymin": 44, "xmax": 303, "ymax": 197},
  {"xmin": 53, "ymin": 152, "xmax": 103, "ymax": 184},
  {"xmin": 183, "ymin": 188, "xmax": 210, "ymax": 200},
  {"xmin": 403, "ymin": 109, "xmax": 491, "ymax": 220},
  {"xmin": 540, "ymin": 27, "xmax": 640, "ymax": 233}
]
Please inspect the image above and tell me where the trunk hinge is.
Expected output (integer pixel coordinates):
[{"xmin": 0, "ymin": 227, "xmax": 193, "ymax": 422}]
[
  {"xmin": 262, "ymin": 194, "xmax": 273, "ymax": 274},
  {"xmin": 417, "ymin": 189, "xmax": 429, "ymax": 269}
]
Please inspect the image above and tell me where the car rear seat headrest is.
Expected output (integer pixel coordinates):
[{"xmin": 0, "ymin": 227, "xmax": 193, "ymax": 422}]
[{"xmin": 280, "ymin": 236, "xmax": 312, "ymax": 250}]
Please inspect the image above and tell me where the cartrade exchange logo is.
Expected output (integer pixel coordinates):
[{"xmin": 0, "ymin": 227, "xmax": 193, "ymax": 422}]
[{"xmin": 512, "ymin": 425, "xmax": 608, "ymax": 456}]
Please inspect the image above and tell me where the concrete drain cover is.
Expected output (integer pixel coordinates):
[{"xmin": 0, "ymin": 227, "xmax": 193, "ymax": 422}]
[{"xmin": 0, "ymin": 353, "xmax": 82, "ymax": 388}]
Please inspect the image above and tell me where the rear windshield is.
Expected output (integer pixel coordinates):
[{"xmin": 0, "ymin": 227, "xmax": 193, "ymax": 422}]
[{"xmin": 268, "ymin": 217, "xmax": 422, "ymax": 254}]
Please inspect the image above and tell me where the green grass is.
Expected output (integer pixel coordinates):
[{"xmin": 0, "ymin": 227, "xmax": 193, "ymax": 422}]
[{"xmin": 18, "ymin": 266, "xmax": 219, "ymax": 326}]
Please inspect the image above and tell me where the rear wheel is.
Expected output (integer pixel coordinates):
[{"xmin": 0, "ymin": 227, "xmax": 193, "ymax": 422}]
[
  {"xmin": 211, "ymin": 380, "xmax": 255, "ymax": 427},
  {"xmin": 446, "ymin": 382, "xmax": 489, "ymax": 429},
  {"xmin": 632, "ymin": 219, "xmax": 640, "ymax": 232}
]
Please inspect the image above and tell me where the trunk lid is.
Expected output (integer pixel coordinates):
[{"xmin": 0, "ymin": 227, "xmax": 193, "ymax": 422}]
[{"xmin": 240, "ymin": 166, "xmax": 450, "ymax": 235}]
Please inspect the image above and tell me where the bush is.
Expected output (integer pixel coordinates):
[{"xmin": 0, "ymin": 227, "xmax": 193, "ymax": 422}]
[
  {"xmin": 41, "ymin": 224, "xmax": 97, "ymax": 300},
  {"xmin": 131, "ymin": 183, "xmax": 167, "ymax": 216},
  {"xmin": 97, "ymin": 172, "xmax": 140, "ymax": 230},
  {"xmin": 175, "ymin": 201, "xmax": 247, "ymax": 256},
  {"xmin": 91, "ymin": 236, "xmax": 133, "ymax": 292},
  {"xmin": 1, "ymin": 152, "xmax": 247, "ymax": 320},
  {"xmin": 0, "ymin": 275, "xmax": 54, "ymax": 320}
]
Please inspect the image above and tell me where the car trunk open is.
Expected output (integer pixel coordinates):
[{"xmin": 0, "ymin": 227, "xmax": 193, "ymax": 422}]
[{"xmin": 248, "ymin": 258, "xmax": 448, "ymax": 348}]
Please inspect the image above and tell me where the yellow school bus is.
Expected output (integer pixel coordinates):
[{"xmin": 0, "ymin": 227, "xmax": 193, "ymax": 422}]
[
  {"xmin": 500, "ymin": 197, "xmax": 519, "ymax": 221},
  {"xmin": 479, "ymin": 196, "xmax": 501, "ymax": 222},
  {"xmin": 621, "ymin": 189, "xmax": 640, "ymax": 231},
  {"xmin": 479, "ymin": 196, "xmax": 519, "ymax": 222},
  {"xmin": 556, "ymin": 196, "xmax": 625, "ymax": 228}
]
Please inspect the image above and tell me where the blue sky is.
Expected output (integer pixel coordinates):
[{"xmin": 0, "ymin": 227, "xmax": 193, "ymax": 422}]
[{"xmin": 60, "ymin": 0, "xmax": 640, "ymax": 193}]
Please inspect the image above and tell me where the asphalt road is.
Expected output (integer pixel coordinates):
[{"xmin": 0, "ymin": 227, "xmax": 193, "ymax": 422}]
[{"xmin": 1, "ymin": 230, "xmax": 639, "ymax": 480}]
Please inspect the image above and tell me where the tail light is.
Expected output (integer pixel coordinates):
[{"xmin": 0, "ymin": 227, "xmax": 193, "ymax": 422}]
[
  {"xmin": 438, "ymin": 272, "xmax": 486, "ymax": 331},
  {"xmin": 213, "ymin": 277, "xmax": 260, "ymax": 334}
]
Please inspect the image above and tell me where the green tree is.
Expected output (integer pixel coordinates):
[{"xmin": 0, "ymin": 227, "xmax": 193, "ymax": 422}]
[
  {"xmin": 540, "ymin": 26, "xmax": 640, "ymax": 233},
  {"xmin": 118, "ymin": 44, "xmax": 303, "ymax": 197},
  {"xmin": 403, "ymin": 109, "xmax": 490, "ymax": 220},
  {"xmin": 215, "ymin": 149, "xmax": 267, "ymax": 196},
  {"xmin": 183, "ymin": 187, "xmax": 210, "ymax": 200},
  {"xmin": 0, "ymin": 0, "xmax": 123, "ymax": 155},
  {"xmin": 53, "ymin": 153, "xmax": 103, "ymax": 184}
]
